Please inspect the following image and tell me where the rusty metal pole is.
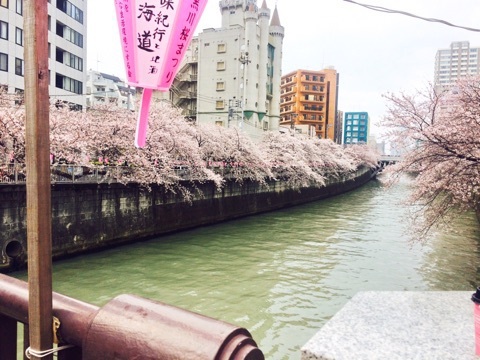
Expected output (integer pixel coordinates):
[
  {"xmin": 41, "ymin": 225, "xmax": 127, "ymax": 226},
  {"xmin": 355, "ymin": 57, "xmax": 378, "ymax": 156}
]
[{"xmin": 23, "ymin": 1, "xmax": 53, "ymax": 359}]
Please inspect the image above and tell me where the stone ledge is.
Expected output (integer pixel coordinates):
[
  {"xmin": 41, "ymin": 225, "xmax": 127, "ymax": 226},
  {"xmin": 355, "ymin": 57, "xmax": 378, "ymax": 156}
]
[{"xmin": 301, "ymin": 291, "xmax": 476, "ymax": 360}]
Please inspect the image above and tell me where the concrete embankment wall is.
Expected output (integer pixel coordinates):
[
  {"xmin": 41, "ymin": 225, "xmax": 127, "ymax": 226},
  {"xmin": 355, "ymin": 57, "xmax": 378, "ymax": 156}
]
[{"xmin": 0, "ymin": 167, "xmax": 376, "ymax": 270}]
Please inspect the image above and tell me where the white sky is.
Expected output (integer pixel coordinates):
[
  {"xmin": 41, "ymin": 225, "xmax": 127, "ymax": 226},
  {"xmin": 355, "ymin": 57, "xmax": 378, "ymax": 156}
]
[{"xmin": 87, "ymin": 0, "xmax": 480, "ymax": 136}]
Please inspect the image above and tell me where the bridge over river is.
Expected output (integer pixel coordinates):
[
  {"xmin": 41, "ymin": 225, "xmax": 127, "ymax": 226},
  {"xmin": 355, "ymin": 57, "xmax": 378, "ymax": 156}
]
[{"xmin": 379, "ymin": 154, "xmax": 402, "ymax": 167}]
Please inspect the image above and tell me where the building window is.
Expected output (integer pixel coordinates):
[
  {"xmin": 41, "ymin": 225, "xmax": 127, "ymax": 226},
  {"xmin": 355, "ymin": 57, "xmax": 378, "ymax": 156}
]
[
  {"xmin": 0, "ymin": 53, "xmax": 7, "ymax": 71},
  {"xmin": 56, "ymin": 22, "xmax": 83, "ymax": 48},
  {"xmin": 14, "ymin": 88, "xmax": 24, "ymax": 105},
  {"xmin": 215, "ymin": 100, "xmax": 225, "ymax": 109},
  {"xmin": 56, "ymin": 47, "xmax": 83, "ymax": 71},
  {"xmin": 15, "ymin": 27, "xmax": 22, "ymax": 46},
  {"xmin": 217, "ymin": 43, "xmax": 226, "ymax": 53},
  {"xmin": 15, "ymin": 88, "xmax": 24, "ymax": 104},
  {"xmin": 15, "ymin": 0, "xmax": 21, "ymax": 14},
  {"xmin": 55, "ymin": 73, "xmax": 83, "ymax": 94},
  {"xmin": 0, "ymin": 21, "xmax": 8, "ymax": 40},
  {"xmin": 66, "ymin": 52, "xmax": 83, "ymax": 71},
  {"xmin": 56, "ymin": 0, "xmax": 83, "ymax": 24},
  {"xmin": 0, "ymin": 0, "xmax": 7, "ymax": 8},
  {"xmin": 15, "ymin": 57, "xmax": 23, "ymax": 76},
  {"xmin": 216, "ymin": 61, "xmax": 225, "ymax": 71},
  {"xmin": 216, "ymin": 81, "xmax": 225, "ymax": 91},
  {"xmin": 215, "ymin": 120, "xmax": 223, "ymax": 126}
]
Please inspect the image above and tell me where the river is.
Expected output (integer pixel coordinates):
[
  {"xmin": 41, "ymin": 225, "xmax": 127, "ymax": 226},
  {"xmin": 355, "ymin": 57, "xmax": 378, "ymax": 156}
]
[{"xmin": 12, "ymin": 175, "xmax": 480, "ymax": 359}]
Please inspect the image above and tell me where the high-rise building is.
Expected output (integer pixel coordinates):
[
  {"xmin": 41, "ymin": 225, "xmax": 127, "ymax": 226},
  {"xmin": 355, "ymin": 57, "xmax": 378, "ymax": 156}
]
[
  {"xmin": 0, "ymin": 0, "xmax": 87, "ymax": 109},
  {"xmin": 334, "ymin": 110, "xmax": 343, "ymax": 144},
  {"xmin": 160, "ymin": 0, "xmax": 284, "ymax": 141},
  {"xmin": 279, "ymin": 68, "xmax": 339, "ymax": 141},
  {"xmin": 434, "ymin": 41, "xmax": 480, "ymax": 91},
  {"xmin": 343, "ymin": 112, "xmax": 369, "ymax": 145}
]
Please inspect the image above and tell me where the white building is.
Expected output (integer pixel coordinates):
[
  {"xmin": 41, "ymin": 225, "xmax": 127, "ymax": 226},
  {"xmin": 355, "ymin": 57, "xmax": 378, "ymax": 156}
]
[
  {"xmin": 161, "ymin": 0, "xmax": 284, "ymax": 140},
  {"xmin": 434, "ymin": 41, "xmax": 480, "ymax": 91},
  {"xmin": 86, "ymin": 70, "xmax": 136, "ymax": 110},
  {"xmin": 0, "ymin": 0, "xmax": 87, "ymax": 109}
]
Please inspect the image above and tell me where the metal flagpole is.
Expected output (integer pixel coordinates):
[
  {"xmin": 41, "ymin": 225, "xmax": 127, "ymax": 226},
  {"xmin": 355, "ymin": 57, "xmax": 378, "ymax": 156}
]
[{"xmin": 24, "ymin": 1, "xmax": 53, "ymax": 359}]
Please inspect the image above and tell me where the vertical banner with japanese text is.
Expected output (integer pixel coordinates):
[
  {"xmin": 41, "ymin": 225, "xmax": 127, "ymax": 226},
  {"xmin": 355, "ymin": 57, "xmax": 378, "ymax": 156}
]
[{"xmin": 114, "ymin": 0, "xmax": 208, "ymax": 147}]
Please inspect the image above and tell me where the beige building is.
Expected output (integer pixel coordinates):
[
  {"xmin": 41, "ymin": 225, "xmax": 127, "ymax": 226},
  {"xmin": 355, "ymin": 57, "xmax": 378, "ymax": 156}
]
[
  {"xmin": 159, "ymin": 0, "xmax": 284, "ymax": 141},
  {"xmin": 434, "ymin": 41, "xmax": 480, "ymax": 91}
]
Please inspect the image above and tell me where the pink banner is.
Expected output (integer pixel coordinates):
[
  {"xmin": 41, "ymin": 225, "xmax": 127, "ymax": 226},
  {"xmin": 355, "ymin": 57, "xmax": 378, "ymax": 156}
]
[
  {"xmin": 114, "ymin": 0, "xmax": 208, "ymax": 147},
  {"xmin": 114, "ymin": 0, "xmax": 207, "ymax": 90},
  {"xmin": 157, "ymin": 0, "xmax": 208, "ymax": 89}
]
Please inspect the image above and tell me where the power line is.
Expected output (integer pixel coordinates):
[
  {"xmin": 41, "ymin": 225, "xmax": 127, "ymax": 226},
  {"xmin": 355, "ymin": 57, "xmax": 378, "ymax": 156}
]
[{"xmin": 342, "ymin": 0, "xmax": 480, "ymax": 32}]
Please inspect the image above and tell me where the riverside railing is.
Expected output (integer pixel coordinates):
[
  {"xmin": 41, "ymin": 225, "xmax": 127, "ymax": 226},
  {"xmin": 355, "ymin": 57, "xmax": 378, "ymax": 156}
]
[
  {"xmin": 0, "ymin": 164, "xmax": 134, "ymax": 184},
  {"xmin": 0, "ymin": 273, "xmax": 264, "ymax": 360},
  {"xmin": 0, "ymin": 162, "xmax": 374, "ymax": 185}
]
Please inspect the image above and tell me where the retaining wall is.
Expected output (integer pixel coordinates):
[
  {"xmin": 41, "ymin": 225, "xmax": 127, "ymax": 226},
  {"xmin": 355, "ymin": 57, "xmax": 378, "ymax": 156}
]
[{"xmin": 0, "ymin": 167, "xmax": 376, "ymax": 271}]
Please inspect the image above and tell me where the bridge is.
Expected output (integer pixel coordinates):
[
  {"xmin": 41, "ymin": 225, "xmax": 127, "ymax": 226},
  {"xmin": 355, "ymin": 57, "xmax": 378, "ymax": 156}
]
[{"xmin": 379, "ymin": 154, "xmax": 402, "ymax": 167}]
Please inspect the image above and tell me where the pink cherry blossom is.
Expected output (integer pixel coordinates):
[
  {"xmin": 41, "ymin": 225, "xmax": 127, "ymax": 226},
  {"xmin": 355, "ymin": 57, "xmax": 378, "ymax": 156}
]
[{"xmin": 381, "ymin": 78, "xmax": 480, "ymax": 240}]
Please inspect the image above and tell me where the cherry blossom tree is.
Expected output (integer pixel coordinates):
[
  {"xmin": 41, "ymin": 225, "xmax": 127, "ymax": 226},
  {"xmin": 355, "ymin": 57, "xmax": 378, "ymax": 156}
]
[
  {"xmin": 0, "ymin": 94, "xmax": 26, "ymax": 166},
  {"xmin": 343, "ymin": 143, "xmax": 380, "ymax": 170},
  {"xmin": 195, "ymin": 124, "xmax": 272, "ymax": 184},
  {"xmin": 381, "ymin": 78, "xmax": 480, "ymax": 239},
  {"xmin": 0, "ymin": 91, "xmax": 380, "ymax": 200}
]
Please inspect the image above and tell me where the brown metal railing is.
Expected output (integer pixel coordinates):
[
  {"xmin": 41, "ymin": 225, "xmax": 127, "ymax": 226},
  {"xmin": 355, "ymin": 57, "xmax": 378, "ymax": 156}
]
[{"xmin": 0, "ymin": 274, "xmax": 264, "ymax": 359}]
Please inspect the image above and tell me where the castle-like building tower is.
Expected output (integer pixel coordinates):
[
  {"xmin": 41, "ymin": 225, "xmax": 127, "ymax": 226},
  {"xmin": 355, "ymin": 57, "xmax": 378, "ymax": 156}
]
[{"xmin": 179, "ymin": 0, "xmax": 285, "ymax": 140}]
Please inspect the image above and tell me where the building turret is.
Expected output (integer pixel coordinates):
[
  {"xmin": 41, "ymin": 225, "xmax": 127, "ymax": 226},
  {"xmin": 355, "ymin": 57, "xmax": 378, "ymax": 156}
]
[
  {"xmin": 268, "ymin": 6, "xmax": 284, "ymax": 130},
  {"xmin": 219, "ymin": 0, "xmax": 245, "ymax": 28},
  {"xmin": 257, "ymin": 0, "xmax": 270, "ymax": 124},
  {"xmin": 243, "ymin": 1, "xmax": 258, "ymax": 118}
]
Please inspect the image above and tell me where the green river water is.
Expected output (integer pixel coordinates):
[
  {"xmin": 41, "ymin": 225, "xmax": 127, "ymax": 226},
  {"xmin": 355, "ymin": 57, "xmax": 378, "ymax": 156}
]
[{"xmin": 12, "ymin": 175, "xmax": 480, "ymax": 359}]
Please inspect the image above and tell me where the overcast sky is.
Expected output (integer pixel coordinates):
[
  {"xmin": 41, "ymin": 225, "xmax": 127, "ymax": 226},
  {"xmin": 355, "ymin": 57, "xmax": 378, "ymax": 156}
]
[{"xmin": 87, "ymin": 0, "xmax": 480, "ymax": 137}]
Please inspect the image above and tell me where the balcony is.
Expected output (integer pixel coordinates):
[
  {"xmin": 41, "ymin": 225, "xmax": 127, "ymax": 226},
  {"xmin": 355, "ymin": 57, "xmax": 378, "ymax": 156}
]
[
  {"xmin": 281, "ymin": 96, "xmax": 296, "ymax": 105},
  {"xmin": 280, "ymin": 86, "xmax": 296, "ymax": 95},
  {"xmin": 183, "ymin": 108, "xmax": 197, "ymax": 117},
  {"xmin": 301, "ymin": 75, "xmax": 325, "ymax": 83},
  {"xmin": 302, "ymin": 96, "xmax": 325, "ymax": 103},
  {"xmin": 281, "ymin": 76, "xmax": 295, "ymax": 86},
  {"xmin": 303, "ymin": 105, "xmax": 324, "ymax": 113},
  {"xmin": 177, "ymin": 73, "xmax": 198, "ymax": 82}
]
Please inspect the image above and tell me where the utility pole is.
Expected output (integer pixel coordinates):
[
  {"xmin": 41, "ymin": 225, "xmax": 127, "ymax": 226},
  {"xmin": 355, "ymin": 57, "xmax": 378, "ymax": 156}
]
[
  {"xmin": 228, "ymin": 99, "xmax": 234, "ymax": 127},
  {"xmin": 24, "ymin": 1, "xmax": 53, "ymax": 359},
  {"xmin": 239, "ymin": 46, "xmax": 250, "ymax": 129}
]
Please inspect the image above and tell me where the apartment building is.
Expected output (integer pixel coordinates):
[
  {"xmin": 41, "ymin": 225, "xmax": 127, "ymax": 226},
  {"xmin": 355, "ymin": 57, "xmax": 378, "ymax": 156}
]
[
  {"xmin": 86, "ymin": 70, "xmax": 136, "ymax": 110},
  {"xmin": 343, "ymin": 111, "xmax": 369, "ymax": 145},
  {"xmin": 434, "ymin": 41, "xmax": 480, "ymax": 91},
  {"xmin": 280, "ymin": 68, "xmax": 339, "ymax": 141},
  {"xmin": 0, "ymin": 0, "xmax": 87, "ymax": 109}
]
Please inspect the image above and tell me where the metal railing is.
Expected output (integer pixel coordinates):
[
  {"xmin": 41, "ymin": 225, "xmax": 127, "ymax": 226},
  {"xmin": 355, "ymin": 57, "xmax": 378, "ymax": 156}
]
[
  {"xmin": 0, "ymin": 164, "xmax": 133, "ymax": 184},
  {"xmin": 0, "ymin": 163, "xmax": 375, "ymax": 185},
  {"xmin": 0, "ymin": 274, "xmax": 264, "ymax": 359}
]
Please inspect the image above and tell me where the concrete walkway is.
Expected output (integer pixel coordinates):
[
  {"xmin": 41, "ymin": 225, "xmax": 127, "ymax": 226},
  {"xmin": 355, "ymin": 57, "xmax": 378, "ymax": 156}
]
[{"xmin": 301, "ymin": 291, "xmax": 477, "ymax": 360}]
